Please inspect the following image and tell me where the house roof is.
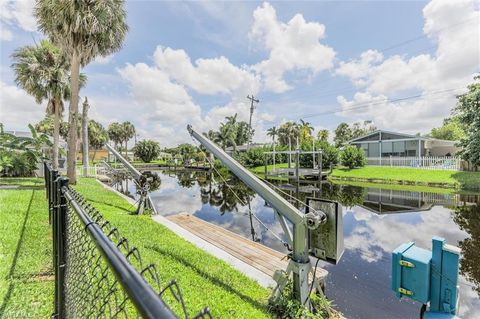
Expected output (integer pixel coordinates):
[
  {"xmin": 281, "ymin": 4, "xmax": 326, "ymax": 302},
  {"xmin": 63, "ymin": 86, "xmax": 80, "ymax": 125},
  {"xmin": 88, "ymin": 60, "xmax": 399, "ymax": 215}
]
[
  {"xmin": 348, "ymin": 129, "xmax": 458, "ymax": 144},
  {"xmin": 348, "ymin": 130, "xmax": 417, "ymax": 143}
]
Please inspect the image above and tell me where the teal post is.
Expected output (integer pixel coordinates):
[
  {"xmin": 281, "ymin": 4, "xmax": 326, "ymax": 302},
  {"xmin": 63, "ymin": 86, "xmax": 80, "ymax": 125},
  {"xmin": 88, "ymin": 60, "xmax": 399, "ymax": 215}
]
[{"xmin": 430, "ymin": 237, "xmax": 444, "ymax": 312}]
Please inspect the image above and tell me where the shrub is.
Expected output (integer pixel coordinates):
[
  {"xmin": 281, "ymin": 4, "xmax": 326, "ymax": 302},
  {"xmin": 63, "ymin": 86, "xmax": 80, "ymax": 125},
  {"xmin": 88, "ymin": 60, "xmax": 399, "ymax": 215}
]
[
  {"xmin": 298, "ymin": 141, "xmax": 339, "ymax": 169},
  {"xmin": 0, "ymin": 124, "xmax": 51, "ymax": 177},
  {"xmin": 235, "ymin": 146, "xmax": 283, "ymax": 168},
  {"xmin": 269, "ymin": 280, "xmax": 334, "ymax": 319},
  {"xmin": 340, "ymin": 146, "xmax": 366, "ymax": 169},
  {"xmin": 133, "ymin": 140, "xmax": 160, "ymax": 163}
]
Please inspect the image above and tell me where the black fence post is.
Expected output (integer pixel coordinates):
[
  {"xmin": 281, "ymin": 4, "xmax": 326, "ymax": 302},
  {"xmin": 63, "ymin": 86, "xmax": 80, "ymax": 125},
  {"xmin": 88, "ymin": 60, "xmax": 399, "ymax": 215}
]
[
  {"xmin": 49, "ymin": 168, "xmax": 58, "ymax": 225},
  {"xmin": 52, "ymin": 175, "xmax": 59, "ymax": 318},
  {"xmin": 44, "ymin": 162, "xmax": 48, "ymax": 200},
  {"xmin": 56, "ymin": 177, "xmax": 69, "ymax": 318}
]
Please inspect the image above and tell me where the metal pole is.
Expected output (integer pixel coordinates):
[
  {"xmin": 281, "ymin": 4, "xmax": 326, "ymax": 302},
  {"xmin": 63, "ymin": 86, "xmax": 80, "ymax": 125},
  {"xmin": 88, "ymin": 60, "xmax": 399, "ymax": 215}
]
[
  {"xmin": 105, "ymin": 144, "xmax": 141, "ymax": 179},
  {"xmin": 188, "ymin": 125, "xmax": 314, "ymax": 304},
  {"xmin": 52, "ymin": 174, "xmax": 59, "ymax": 317},
  {"xmin": 56, "ymin": 177, "xmax": 69, "ymax": 318},
  {"xmin": 295, "ymin": 149, "xmax": 300, "ymax": 184},
  {"xmin": 264, "ymin": 153, "xmax": 268, "ymax": 179},
  {"xmin": 50, "ymin": 169, "xmax": 59, "ymax": 225},
  {"xmin": 318, "ymin": 151, "xmax": 322, "ymax": 181}
]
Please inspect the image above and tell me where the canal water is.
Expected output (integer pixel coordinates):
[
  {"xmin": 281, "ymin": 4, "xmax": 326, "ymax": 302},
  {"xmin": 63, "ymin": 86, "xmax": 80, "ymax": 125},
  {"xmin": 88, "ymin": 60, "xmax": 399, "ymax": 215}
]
[{"xmin": 115, "ymin": 170, "xmax": 480, "ymax": 319}]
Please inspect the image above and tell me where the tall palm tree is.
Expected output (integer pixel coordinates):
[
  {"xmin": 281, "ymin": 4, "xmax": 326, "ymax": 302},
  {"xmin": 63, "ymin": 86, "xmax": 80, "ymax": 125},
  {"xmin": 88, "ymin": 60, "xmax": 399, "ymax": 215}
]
[
  {"xmin": 216, "ymin": 122, "xmax": 237, "ymax": 151},
  {"xmin": 278, "ymin": 122, "xmax": 299, "ymax": 167},
  {"xmin": 267, "ymin": 126, "xmax": 278, "ymax": 167},
  {"xmin": 12, "ymin": 40, "xmax": 73, "ymax": 170},
  {"xmin": 36, "ymin": 0, "xmax": 129, "ymax": 183},
  {"xmin": 121, "ymin": 121, "xmax": 135, "ymax": 158},
  {"xmin": 299, "ymin": 119, "xmax": 314, "ymax": 142},
  {"xmin": 317, "ymin": 129, "xmax": 329, "ymax": 142},
  {"xmin": 107, "ymin": 122, "xmax": 123, "ymax": 150}
]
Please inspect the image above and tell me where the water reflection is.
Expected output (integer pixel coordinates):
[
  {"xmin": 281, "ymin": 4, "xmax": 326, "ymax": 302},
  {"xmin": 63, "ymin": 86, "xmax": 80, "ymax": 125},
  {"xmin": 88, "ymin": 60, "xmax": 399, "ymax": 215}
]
[
  {"xmin": 454, "ymin": 204, "xmax": 480, "ymax": 296},
  {"xmin": 114, "ymin": 170, "xmax": 480, "ymax": 319}
]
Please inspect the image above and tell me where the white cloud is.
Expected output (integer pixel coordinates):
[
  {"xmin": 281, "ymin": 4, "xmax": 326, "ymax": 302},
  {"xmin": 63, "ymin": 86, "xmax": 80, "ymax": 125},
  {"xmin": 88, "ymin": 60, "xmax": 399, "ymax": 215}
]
[
  {"xmin": 93, "ymin": 54, "xmax": 114, "ymax": 65},
  {"xmin": 0, "ymin": 80, "xmax": 44, "ymax": 130},
  {"xmin": 249, "ymin": 2, "xmax": 336, "ymax": 93},
  {"xmin": 0, "ymin": 0, "xmax": 36, "ymax": 41},
  {"xmin": 0, "ymin": 27, "xmax": 12, "ymax": 41},
  {"xmin": 334, "ymin": 0, "xmax": 479, "ymax": 133},
  {"xmin": 118, "ymin": 45, "xmax": 275, "ymax": 146},
  {"xmin": 153, "ymin": 46, "xmax": 260, "ymax": 97}
]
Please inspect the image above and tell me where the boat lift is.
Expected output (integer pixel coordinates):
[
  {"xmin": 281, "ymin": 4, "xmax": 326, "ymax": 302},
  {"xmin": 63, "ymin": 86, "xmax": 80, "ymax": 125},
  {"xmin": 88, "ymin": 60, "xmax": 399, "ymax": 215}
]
[
  {"xmin": 188, "ymin": 125, "xmax": 343, "ymax": 308},
  {"xmin": 105, "ymin": 144, "xmax": 157, "ymax": 215}
]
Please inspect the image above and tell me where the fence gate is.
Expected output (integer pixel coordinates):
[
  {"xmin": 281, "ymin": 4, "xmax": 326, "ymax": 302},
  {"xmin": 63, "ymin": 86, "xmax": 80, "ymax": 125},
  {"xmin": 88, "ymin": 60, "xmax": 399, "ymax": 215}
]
[{"xmin": 44, "ymin": 162, "xmax": 212, "ymax": 319}]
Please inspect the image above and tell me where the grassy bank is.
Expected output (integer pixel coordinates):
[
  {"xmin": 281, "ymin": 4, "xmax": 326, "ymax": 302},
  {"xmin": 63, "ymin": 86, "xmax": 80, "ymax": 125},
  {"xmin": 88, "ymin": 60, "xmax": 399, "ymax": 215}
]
[
  {"xmin": 0, "ymin": 177, "xmax": 271, "ymax": 318},
  {"xmin": 251, "ymin": 163, "xmax": 480, "ymax": 191},
  {"xmin": 74, "ymin": 178, "xmax": 271, "ymax": 318},
  {"xmin": 329, "ymin": 166, "xmax": 480, "ymax": 190},
  {"xmin": 0, "ymin": 178, "xmax": 53, "ymax": 318}
]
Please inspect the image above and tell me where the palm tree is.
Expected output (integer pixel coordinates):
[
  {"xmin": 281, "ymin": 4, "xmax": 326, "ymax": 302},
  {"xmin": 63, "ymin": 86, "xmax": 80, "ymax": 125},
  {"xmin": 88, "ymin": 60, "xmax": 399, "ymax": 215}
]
[
  {"xmin": 317, "ymin": 129, "xmax": 329, "ymax": 142},
  {"xmin": 225, "ymin": 114, "xmax": 238, "ymax": 127},
  {"xmin": 36, "ymin": 0, "xmax": 129, "ymax": 183},
  {"xmin": 12, "ymin": 40, "xmax": 73, "ymax": 170},
  {"xmin": 81, "ymin": 97, "xmax": 89, "ymax": 176},
  {"xmin": 88, "ymin": 120, "xmax": 108, "ymax": 162},
  {"xmin": 216, "ymin": 122, "xmax": 237, "ymax": 151},
  {"xmin": 107, "ymin": 122, "xmax": 123, "ymax": 150},
  {"xmin": 279, "ymin": 122, "xmax": 299, "ymax": 166},
  {"xmin": 299, "ymin": 119, "xmax": 314, "ymax": 142},
  {"xmin": 267, "ymin": 126, "xmax": 278, "ymax": 167},
  {"xmin": 121, "ymin": 121, "xmax": 135, "ymax": 158}
]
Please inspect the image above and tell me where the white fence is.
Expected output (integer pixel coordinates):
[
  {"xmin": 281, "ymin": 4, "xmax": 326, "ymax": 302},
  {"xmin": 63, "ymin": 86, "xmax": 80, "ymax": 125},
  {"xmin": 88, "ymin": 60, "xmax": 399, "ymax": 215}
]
[
  {"xmin": 366, "ymin": 156, "xmax": 461, "ymax": 171},
  {"xmin": 76, "ymin": 165, "xmax": 100, "ymax": 177}
]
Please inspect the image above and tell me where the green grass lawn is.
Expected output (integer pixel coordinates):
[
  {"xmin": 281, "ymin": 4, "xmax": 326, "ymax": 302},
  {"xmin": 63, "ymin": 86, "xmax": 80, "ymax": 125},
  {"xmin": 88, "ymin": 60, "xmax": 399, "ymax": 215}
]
[
  {"xmin": 0, "ymin": 178, "xmax": 43, "ymax": 187},
  {"xmin": 74, "ymin": 178, "xmax": 271, "ymax": 318},
  {"xmin": 0, "ymin": 178, "xmax": 53, "ymax": 318},
  {"xmin": 330, "ymin": 166, "xmax": 480, "ymax": 190},
  {"xmin": 132, "ymin": 159, "xmax": 167, "ymax": 165}
]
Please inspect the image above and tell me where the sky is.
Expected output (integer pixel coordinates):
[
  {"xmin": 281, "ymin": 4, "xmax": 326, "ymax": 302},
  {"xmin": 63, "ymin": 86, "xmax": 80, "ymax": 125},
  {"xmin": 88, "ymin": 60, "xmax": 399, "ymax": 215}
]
[{"xmin": 0, "ymin": 0, "xmax": 479, "ymax": 147}]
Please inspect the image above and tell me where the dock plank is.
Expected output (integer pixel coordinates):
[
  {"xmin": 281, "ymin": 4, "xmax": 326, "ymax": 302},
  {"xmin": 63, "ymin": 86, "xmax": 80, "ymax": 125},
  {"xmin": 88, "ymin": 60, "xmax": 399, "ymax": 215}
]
[{"xmin": 166, "ymin": 213, "xmax": 327, "ymax": 280}]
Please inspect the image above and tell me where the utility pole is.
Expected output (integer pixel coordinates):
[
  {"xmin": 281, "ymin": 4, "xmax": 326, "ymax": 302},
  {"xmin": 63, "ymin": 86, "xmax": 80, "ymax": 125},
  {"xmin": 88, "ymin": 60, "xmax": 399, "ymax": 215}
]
[{"xmin": 246, "ymin": 95, "xmax": 259, "ymax": 144}]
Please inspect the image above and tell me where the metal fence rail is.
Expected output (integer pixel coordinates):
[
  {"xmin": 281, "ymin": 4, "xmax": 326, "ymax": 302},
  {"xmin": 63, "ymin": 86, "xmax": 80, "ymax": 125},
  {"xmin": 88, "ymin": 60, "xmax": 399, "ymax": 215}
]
[{"xmin": 44, "ymin": 162, "xmax": 212, "ymax": 319}]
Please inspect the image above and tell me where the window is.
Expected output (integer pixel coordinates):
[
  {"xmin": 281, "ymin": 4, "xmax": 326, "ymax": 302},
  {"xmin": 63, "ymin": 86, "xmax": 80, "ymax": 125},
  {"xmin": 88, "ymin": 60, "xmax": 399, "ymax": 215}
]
[
  {"xmin": 368, "ymin": 143, "xmax": 379, "ymax": 157},
  {"xmin": 393, "ymin": 141, "xmax": 406, "ymax": 156},
  {"xmin": 406, "ymin": 140, "xmax": 418, "ymax": 156},
  {"xmin": 382, "ymin": 141, "xmax": 393, "ymax": 156}
]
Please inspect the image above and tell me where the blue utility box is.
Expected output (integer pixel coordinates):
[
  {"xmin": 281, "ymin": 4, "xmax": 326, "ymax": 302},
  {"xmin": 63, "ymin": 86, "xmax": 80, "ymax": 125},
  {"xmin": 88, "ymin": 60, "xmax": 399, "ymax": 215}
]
[
  {"xmin": 392, "ymin": 242, "xmax": 432, "ymax": 303},
  {"xmin": 392, "ymin": 237, "xmax": 461, "ymax": 318}
]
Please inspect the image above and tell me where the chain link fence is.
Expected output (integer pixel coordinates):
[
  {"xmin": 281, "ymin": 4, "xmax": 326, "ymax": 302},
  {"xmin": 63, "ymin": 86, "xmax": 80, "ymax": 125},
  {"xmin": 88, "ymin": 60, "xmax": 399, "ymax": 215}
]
[{"xmin": 44, "ymin": 162, "xmax": 212, "ymax": 319}]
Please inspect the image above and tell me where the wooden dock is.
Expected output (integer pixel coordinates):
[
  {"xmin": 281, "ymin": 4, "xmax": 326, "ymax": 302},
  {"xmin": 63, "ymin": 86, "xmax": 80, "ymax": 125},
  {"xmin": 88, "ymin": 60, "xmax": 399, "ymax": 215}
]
[{"xmin": 167, "ymin": 213, "xmax": 327, "ymax": 280}]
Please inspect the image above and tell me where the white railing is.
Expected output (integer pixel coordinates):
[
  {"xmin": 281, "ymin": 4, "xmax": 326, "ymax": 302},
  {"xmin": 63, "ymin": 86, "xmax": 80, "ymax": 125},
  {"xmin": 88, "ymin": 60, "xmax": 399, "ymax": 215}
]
[
  {"xmin": 76, "ymin": 165, "xmax": 99, "ymax": 177},
  {"xmin": 366, "ymin": 156, "xmax": 461, "ymax": 171}
]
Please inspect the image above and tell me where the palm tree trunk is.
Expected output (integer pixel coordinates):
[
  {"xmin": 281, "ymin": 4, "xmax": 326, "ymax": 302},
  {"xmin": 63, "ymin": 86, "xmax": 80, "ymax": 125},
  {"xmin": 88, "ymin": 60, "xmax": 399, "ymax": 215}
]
[
  {"xmin": 91, "ymin": 149, "xmax": 97, "ymax": 162},
  {"xmin": 288, "ymin": 136, "xmax": 291, "ymax": 168},
  {"xmin": 66, "ymin": 51, "xmax": 81, "ymax": 184},
  {"xmin": 272, "ymin": 136, "xmax": 276, "ymax": 169},
  {"xmin": 82, "ymin": 98, "xmax": 89, "ymax": 177},
  {"xmin": 52, "ymin": 99, "xmax": 60, "ymax": 170}
]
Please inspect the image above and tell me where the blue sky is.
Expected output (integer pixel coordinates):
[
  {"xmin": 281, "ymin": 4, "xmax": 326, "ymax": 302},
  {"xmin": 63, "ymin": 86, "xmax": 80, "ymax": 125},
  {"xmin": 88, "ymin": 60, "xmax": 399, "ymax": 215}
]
[{"xmin": 1, "ymin": 0, "xmax": 478, "ymax": 146}]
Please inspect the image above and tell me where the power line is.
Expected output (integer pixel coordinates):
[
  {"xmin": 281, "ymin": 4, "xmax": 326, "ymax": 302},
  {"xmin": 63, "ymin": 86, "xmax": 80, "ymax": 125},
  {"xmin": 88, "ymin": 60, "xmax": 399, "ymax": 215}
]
[
  {"xmin": 301, "ymin": 87, "xmax": 464, "ymax": 119},
  {"xmin": 379, "ymin": 17, "xmax": 478, "ymax": 53}
]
